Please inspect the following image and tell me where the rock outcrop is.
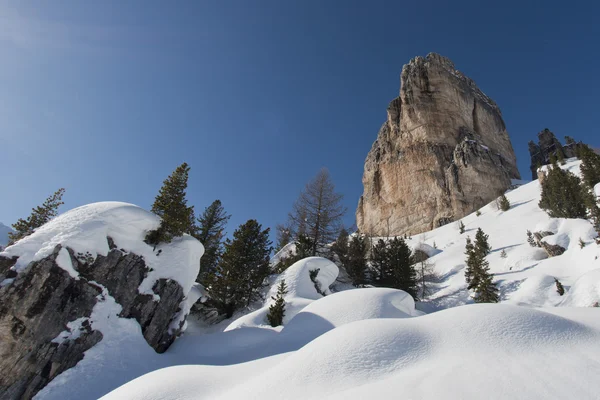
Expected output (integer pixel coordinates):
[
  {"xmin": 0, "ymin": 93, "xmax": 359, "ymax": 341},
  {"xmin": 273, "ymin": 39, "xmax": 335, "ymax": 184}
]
[
  {"xmin": 528, "ymin": 128, "xmax": 578, "ymax": 180},
  {"xmin": 0, "ymin": 240, "xmax": 191, "ymax": 400},
  {"xmin": 357, "ymin": 53, "xmax": 520, "ymax": 236}
]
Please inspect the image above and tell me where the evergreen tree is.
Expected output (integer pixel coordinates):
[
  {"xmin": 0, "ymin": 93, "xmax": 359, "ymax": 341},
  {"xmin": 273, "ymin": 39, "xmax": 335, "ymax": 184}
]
[
  {"xmin": 498, "ymin": 194, "xmax": 511, "ymax": 211},
  {"xmin": 370, "ymin": 239, "xmax": 388, "ymax": 285},
  {"xmin": 346, "ymin": 235, "xmax": 368, "ymax": 287},
  {"xmin": 579, "ymin": 144, "xmax": 600, "ymax": 188},
  {"xmin": 476, "ymin": 210, "xmax": 482, "ymax": 217},
  {"xmin": 288, "ymin": 168, "xmax": 346, "ymax": 256},
  {"xmin": 331, "ymin": 228, "xmax": 350, "ymax": 266},
  {"xmin": 458, "ymin": 221, "xmax": 465, "ymax": 234},
  {"xmin": 464, "ymin": 237, "xmax": 478, "ymax": 288},
  {"xmin": 556, "ymin": 148, "xmax": 566, "ymax": 165},
  {"xmin": 474, "ymin": 228, "xmax": 492, "ymax": 256},
  {"xmin": 267, "ymin": 280, "xmax": 287, "ymax": 327},
  {"xmin": 8, "ymin": 188, "xmax": 66, "ymax": 245},
  {"xmin": 473, "ymin": 262, "xmax": 500, "ymax": 303},
  {"xmin": 465, "ymin": 236, "xmax": 499, "ymax": 303},
  {"xmin": 195, "ymin": 200, "xmax": 230, "ymax": 283},
  {"xmin": 527, "ymin": 230, "xmax": 537, "ymax": 247},
  {"xmin": 387, "ymin": 237, "xmax": 418, "ymax": 299},
  {"xmin": 206, "ymin": 219, "xmax": 272, "ymax": 317},
  {"xmin": 554, "ymin": 278, "xmax": 565, "ymax": 296},
  {"xmin": 146, "ymin": 163, "xmax": 196, "ymax": 245},
  {"xmin": 538, "ymin": 164, "xmax": 588, "ymax": 219},
  {"xmin": 500, "ymin": 249, "xmax": 507, "ymax": 259}
]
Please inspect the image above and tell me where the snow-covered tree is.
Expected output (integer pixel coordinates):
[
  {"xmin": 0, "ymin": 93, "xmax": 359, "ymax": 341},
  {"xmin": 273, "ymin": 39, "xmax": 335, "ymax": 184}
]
[{"xmin": 474, "ymin": 228, "xmax": 492, "ymax": 256}]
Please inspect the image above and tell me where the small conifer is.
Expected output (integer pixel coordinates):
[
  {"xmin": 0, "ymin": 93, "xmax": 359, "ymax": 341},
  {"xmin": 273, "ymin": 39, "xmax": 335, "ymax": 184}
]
[
  {"xmin": 475, "ymin": 228, "xmax": 492, "ymax": 256},
  {"xmin": 500, "ymin": 249, "xmax": 507, "ymax": 259},
  {"xmin": 476, "ymin": 210, "xmax": 482, "ymax": 217},
  {"xmin": 498, "ymin": 194, "xmax": 511, "ymax": 211},
  {"xmin": 579, "ymin": 238, "xmax": 586, "ymax": 249},
  {"xmin": 146, "ymin": 163, "xmax": 196, "ymax": 245},
  {"xmin": 554, "ymin": 278, "xmax": 565, "ymax": 296},
  {"xmin": 8, "ymin": 188, "xmax": 66, "ymax": 245},
  {"xmin": 459, "ymin": 221, "xmax": 465, "ymax": 234},
  {"xmin": 527, "ymin": 230, "xmax": 537, "ymax": 247},
  {"xmin": 267, "ymin": 280, "xmax": 288, "ymax": 327}
]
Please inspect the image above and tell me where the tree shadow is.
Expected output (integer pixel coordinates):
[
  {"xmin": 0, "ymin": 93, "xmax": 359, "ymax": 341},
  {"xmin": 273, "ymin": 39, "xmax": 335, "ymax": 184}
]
[
  {"xmin": 497, "ymin": 278, "xmax": 525, "ymax": 300},
  {"xmin": 491, "ymin": 244, "xmax": 521, "ymax": 253},
  {"xmin": 494, "ymin": 263, "xmax": 538, "ymax": 276},
  {"xmin": 510, "ymin": 199, "xmax": 535, "ymax": 209}
]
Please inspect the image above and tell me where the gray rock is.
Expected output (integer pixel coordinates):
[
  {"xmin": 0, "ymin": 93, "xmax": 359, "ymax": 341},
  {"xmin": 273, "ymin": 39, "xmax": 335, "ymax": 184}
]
[
  {"xmin": 0, "ymin": 238, "xmax": 189, "ymax": 399},
  {"xmin": 357, "ymin": 53, "xmax": 520, "ymax": 236},
  {"xmin": 528, "ymin": 128, "xmax": 577, "ymax": 180}
]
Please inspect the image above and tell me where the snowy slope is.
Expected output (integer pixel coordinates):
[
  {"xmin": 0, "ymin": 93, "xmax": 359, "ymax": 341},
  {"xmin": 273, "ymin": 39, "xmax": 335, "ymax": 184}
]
[
  {"xmin": 30, "ymin": 161, "xmax": 600, "ymax": 399},
  {"xmin": 406, "ymin": 158, "xmax": 600, "ymax": 311},
  {"xmin": 102, "ymin": 305, "xmax": 600, "ymax": 400},
  {"xmin": 0, "ymin": 222, "xmax": 12, "ymax": 247}
]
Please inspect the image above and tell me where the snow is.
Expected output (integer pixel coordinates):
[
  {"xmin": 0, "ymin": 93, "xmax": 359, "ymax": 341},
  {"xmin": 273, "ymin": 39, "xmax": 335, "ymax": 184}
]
[
  {"xmin": 225, "ymin": 257, "xmax": 339, "ymax": 331},
  {"xmin": 55, "ymin": 247, "xmax": 79, "ymax": 279},
  {"xmin": 560, "ymin": 268, "xmax": 600, "ymax": 307},
  {"xmin": 28, "ymin": 159, "xmax": 600, "ymax": 399},
  {"xmin": 0, "ymin": 201, "xmax": 204, "ymax": 295},
  {"xmin": 101, "ymin": 305, "xmax": 600, "ymax": 400}
]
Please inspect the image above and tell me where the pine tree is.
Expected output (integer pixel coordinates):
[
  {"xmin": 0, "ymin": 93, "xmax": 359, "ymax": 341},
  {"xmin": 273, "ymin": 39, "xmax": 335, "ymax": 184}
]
[
  {"xmin": 146, "ymin": 163, "xmax": 196, "ymax": 245},
  {"xmin": 458, "ymin": 221, "xmax": 465, "ymax": 234},
  {"xmin": 579, "ymin": 144, "xmax": 600, "ymax": 188},
  {"xmin": 473, "ymin": 262, "xmax": 499, "ymax": 303},
  {"xmin": 288, "ymin": 168, "xmax": 346, "ymax": 256},
  {"xmin": 579, "ymin": 238, "xmax": 586, "ymax": 249},
  {"xmin": 8, "ymin": 188, "xmax": 66, "ymax": 245},
  {"xmin": 538, "ymin": 164, "xmax": 588, "ymax": 219},
  {"xmin": 500, "ymin": 249, "xmax": 507, "ymax": 259},
  {"xmin": 465, "ymin": 236, "xmax": 498, "ymax": 303},
  {"xmin": 369, "ymin": 237, "xmax": 417, "ymax": 298},
  {"xmin": 474, "ymin": 228, "xmax": 492, "ymax": 256},
  {"xmin": 464, "ymin": 237, "xmax": 478, "ymax": 288},
  {"xmin": 554, "ymin": 278, "xmax": 565, "ymax": 296},
  {"xmin": 556, "ymin": 148, "xmax": 566, "ymax": 165},
  {"xmin": 476, "ymin": 210, "xmax": 482, "ymax": 217},
  {"xmin": 498, "ymin": 194, "xmax": 511, "ymax": 211},
  {"xmin": 346, "ymin": 234, "xmax": 368, "ymax": 287},
  {"xmin": 267, "ymin": 280, "xmax": 288, "ymax": 327},
  {"xmin": 370, "ymin": 239, "xmax": 388, "ymax": 285},
  {"xmin": 331, "ymin": 228, "xmax": 350, "ymax": 266},
  {"xmin": 387, "ymin": 237, "xmax": 418, "ymax": 299},
  {"xmin": 527, "ymin": 230, "xmax": 537, "ymax": 247},
  {"xmin": 206, "ymin": 219, "xmax": 272, "ymax": 318},
  {"xmin": 195, "ymin": 200, "xmax": 230, "ymax": 283}
]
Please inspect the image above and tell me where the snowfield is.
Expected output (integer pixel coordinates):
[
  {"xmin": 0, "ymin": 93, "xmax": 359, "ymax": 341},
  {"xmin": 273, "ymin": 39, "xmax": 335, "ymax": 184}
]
[{"xmin": 7, "ymin": 159, "xmax": 600, "ymax": 399}]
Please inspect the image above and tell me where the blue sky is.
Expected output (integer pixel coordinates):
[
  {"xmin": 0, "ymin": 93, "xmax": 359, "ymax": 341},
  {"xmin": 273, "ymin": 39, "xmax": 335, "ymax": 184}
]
[{"xmin": 1, "ymin": 0, "xmax": 598, "ymax": 240}]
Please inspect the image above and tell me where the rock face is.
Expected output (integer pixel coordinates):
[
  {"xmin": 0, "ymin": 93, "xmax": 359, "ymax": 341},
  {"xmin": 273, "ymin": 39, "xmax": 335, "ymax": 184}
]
[
  {"xmin": 0, "ymin": 240, "xmax": 188, "ymax": 400},
  {"xmin": 357, "ymin": 53, "xmax": 520, "ymax": 236},
  {"xmin": 528, "ymin": 128, "xmax": 578, "ymax": 180}
]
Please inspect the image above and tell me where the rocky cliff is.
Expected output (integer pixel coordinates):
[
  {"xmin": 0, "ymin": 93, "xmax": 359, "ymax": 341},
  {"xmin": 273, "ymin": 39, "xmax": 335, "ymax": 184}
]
[
  {"xmin": 0, "ymin": 202, "xmax": 203, "ymax": 400},
  {"xmin": 357, "ymin": 53, "xmax": 520, "ymax": 236},
  {"xmin": 528, "ymin": 128, "xmax": 578, "ymax": 180}
]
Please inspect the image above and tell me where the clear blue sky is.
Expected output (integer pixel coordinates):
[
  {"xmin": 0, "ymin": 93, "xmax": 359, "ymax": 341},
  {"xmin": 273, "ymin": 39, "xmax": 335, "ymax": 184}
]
[{"xmin": 1, "ymin": 0, "xmax": 598, "ymax": 240}]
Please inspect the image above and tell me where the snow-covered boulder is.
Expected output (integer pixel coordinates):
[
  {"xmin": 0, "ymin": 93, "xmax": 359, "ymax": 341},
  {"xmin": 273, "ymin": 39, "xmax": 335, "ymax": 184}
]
[
  {"xmin": 0, "ymin": 202, "xmax": 203, "ymax": 399},
  {"xmin": 225, "ymin": 257, "xmax": 338, "ymax": 331},
  {"xmin": 560, "ymin": 268, "xmax": 600, "ymax": 307}
]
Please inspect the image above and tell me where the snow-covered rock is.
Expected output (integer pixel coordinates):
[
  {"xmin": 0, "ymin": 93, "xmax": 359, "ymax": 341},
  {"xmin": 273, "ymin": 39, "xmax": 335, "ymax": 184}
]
[
  {"xmin": 0, "ymin": 202, "xmax": 204, "ymax": 399},
  {"xmin": 225, "ymin": 257, "xmax": 338, "ymax": 331},
  {"xmin": 560, "ymin": 268, "xmax": 600, "ymax": 307}
]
